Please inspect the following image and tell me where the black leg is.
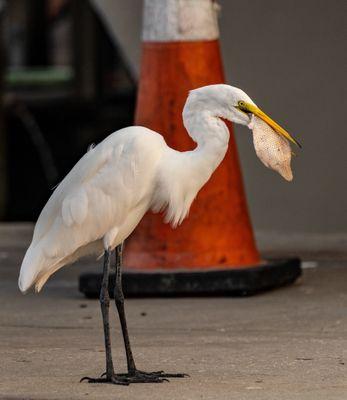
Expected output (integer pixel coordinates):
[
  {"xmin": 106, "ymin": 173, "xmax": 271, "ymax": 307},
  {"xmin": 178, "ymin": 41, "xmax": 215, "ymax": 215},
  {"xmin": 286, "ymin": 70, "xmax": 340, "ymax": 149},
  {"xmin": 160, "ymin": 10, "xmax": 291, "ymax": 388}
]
[
  {"xmin": 81, "ymin": 249, "xmax": 128, "ymax": 385},
  {"xmin": 113, "ymin": 243, "xmax": 188, "ymax": 383},
  {"xmin": 100, "ymin": 249, "xmax": 114, "ymax": 378},
  {"xmin": 81, "ymin": 242, "xmax": 188, "ymax": 385},
  {"xmin": 114, "ymin": 243, "xmax": 137, "ymax": 373}
]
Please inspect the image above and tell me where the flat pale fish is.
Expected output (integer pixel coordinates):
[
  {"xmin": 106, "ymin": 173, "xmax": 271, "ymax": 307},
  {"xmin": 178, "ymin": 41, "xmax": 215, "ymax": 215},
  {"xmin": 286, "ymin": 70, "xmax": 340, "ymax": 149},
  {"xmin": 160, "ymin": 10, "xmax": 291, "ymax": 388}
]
[{"xmin": 250, "ymin": 115, "xmax": 293, "ymax": 181}]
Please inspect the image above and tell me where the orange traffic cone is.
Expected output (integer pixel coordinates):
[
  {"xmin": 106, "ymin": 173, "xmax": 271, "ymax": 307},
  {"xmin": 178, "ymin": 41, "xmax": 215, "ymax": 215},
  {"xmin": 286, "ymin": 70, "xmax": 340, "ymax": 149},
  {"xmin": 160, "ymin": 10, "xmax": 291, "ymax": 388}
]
[
  {"xmin": 126, "ymin": 0, "xmax": 259, "ymax": 270},
  {"xmin": 79, "ymin": 0, "xmax": 301, "ymax": 298}
]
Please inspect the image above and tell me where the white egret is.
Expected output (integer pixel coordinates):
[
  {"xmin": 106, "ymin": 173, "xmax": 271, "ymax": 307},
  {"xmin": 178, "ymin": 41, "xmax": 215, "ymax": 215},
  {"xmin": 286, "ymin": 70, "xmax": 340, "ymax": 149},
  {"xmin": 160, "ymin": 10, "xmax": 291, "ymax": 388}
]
[{"xmin": 18, "ymin": 84, "xmax": 300, "ymax": 385}]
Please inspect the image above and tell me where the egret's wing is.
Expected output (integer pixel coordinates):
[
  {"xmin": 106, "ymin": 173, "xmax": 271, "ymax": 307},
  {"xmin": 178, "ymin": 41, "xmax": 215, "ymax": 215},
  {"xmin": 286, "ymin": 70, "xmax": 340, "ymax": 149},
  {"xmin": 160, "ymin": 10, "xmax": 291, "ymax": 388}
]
[
  {"xmin": 20, "ymin": 127, "xmax": 166, "ymax": 292},
  {"xmin": 19, "ymin": 126, "xmax": 167, "ymax": 293},
  {"xmin": 61, "ymin": 188, "xmax": 89, "ymax": 227},
  {"xmin": 32, "ymin": 143, "xmax": 114, "ymax": 243}
]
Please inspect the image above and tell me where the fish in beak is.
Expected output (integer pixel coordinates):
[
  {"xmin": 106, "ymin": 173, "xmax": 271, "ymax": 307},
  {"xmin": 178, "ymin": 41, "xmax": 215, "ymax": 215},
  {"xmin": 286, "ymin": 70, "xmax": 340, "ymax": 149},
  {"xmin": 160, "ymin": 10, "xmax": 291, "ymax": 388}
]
[
  {"xmin": 235, "ymin": 100, "xmax": 302, "ymax": 181},
  {"xmin": 250, "ymin": 115, "xmax": 294, "ymax": 181}
]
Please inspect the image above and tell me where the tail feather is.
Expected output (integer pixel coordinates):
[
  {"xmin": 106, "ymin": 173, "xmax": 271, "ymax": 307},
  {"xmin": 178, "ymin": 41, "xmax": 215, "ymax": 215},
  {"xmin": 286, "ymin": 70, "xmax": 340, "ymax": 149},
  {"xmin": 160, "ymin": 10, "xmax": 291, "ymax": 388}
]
[
  {"xmin": 34, "ymin": 262, "xmax": 63, "ymax": 292},
  {"xmin": 18, "ymin": 245, "xmax": 46, "ymax": 293},
  {"xmin": 19, "ymin": 244, "xmax": 65, "ymax": 293},
  {"xmin": 19, "ymin": 239, "xmax": 104, "ymax": 293}
]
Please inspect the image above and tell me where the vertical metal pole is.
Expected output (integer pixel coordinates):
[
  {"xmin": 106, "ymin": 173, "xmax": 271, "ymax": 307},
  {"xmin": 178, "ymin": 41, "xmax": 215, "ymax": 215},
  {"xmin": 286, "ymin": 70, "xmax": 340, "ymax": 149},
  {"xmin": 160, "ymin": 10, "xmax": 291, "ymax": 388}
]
[
  {"xmin": 25, "ymin": 0, "xmax": 49, "ymax": 66},
  {"xmin": 72, "ymin": 0, "xmax": 100, "ymax": 101},
  {"xmin": 0, "ymin": 0, "xmax": 7, "ymax": 218}
]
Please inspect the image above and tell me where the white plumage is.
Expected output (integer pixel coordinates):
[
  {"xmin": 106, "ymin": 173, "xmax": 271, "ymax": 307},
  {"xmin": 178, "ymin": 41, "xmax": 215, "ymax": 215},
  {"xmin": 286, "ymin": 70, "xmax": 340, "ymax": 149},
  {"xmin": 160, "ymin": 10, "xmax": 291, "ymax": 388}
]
[{"xmin": 18, "ymin": 84, "xmax": 299, "ymax": 293}]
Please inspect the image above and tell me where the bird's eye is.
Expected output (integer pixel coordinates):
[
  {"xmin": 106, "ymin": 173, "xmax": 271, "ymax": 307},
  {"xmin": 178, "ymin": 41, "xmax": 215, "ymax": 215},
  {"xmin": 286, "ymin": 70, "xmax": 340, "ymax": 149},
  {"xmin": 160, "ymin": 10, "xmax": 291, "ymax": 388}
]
[{"xmin": 237, "ymin": 100, "xmax": 249, "ymax": 114}]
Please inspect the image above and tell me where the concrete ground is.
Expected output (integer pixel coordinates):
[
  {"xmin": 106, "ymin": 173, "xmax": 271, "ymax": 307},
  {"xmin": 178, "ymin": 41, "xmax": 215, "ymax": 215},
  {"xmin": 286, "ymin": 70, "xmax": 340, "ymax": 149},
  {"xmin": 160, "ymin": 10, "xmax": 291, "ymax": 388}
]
[{"xmin": 0, "ymin": 224, "xmax": 346, "ymax": 400}]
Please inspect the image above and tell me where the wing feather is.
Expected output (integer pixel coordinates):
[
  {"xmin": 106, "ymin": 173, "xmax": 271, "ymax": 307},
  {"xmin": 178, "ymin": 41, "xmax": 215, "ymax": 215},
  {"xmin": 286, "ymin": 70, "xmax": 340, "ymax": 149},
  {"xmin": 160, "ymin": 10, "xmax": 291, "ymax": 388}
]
[
  {"xmin": 61, "ymin": 188, "xmax": 88, "ymax": 227},
  {"xmin": 19, "ymin": 127, "xmax": 167, "ymax": 292}
]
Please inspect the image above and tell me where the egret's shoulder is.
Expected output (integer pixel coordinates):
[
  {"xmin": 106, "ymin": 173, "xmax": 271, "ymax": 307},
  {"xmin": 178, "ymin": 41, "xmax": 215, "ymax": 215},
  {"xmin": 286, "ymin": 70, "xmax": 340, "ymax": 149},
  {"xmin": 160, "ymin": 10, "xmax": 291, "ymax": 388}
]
[{"xmin": 103, "ymin": 125, "xmax": 166, "ymax": 147}]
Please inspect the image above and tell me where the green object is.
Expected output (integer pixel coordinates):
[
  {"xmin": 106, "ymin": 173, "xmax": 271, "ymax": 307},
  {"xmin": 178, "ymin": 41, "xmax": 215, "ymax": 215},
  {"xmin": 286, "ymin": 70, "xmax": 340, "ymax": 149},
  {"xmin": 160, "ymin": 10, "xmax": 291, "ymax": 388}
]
[{"xmin": 5, "ymin": 66, "xmax": 74, "ymax": 87}]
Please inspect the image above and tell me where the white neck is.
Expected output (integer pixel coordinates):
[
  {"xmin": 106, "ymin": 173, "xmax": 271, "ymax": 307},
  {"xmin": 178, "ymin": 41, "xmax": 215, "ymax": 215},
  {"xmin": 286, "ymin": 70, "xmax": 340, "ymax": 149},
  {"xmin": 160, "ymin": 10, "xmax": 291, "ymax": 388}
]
[
  {"xmin": 154, "ymin": 106, "xmax": 231, "ymax": 228},
  {"xmin": 182, "ymin": 108, "xmax": 230, "ymax": 188}
]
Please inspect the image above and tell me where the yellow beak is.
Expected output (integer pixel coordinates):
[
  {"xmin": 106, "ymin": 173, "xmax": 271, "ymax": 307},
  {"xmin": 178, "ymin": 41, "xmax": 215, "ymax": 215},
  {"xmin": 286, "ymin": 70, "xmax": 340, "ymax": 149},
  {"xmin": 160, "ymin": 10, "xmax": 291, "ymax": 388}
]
[{"xmin": 237, "ymin": 102, "xmax": 302, "ymax": 148}]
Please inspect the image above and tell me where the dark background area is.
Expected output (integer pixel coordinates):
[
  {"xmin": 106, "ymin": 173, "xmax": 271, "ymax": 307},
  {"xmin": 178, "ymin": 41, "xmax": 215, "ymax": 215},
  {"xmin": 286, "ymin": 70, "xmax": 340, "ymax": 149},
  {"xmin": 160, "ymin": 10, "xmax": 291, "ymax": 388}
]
[{"xmin": 1, "ymin": 0, "xmax": 136, "ymax": 220}]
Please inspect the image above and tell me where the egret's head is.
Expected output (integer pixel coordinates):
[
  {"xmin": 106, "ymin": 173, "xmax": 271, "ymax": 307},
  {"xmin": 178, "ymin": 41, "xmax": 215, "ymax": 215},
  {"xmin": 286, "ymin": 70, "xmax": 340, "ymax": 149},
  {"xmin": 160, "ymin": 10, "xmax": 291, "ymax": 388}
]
[
  {"xmin": 184, "ymin": 84, "xmax": 254, "ymax": 126},
  {"xmin": 184, "ymin": 84, "xmax": 301, "ymax": 148}
]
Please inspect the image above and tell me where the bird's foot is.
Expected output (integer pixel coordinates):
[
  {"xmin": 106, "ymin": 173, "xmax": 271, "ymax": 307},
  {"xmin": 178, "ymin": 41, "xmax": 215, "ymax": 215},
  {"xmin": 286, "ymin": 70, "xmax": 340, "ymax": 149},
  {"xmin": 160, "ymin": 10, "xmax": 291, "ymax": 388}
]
[
  {"xmin": 82, "ymin": 369, "xmax": 188, "ymax": 385},
  {"xmin": 119, "ymin": 369, "xmax": 189, "ymax": 383},
  {"xmin": 80, "ymin": 375, "xmax": 130, "ymax": 386}
]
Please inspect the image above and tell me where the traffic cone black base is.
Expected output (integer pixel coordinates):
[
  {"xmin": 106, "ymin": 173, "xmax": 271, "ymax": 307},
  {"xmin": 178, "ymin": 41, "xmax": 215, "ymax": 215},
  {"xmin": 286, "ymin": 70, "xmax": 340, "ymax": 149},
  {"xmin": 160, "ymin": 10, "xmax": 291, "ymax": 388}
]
[{"xmin": 79, "ymin": 258, "xmax": 301, "ymax": 298}]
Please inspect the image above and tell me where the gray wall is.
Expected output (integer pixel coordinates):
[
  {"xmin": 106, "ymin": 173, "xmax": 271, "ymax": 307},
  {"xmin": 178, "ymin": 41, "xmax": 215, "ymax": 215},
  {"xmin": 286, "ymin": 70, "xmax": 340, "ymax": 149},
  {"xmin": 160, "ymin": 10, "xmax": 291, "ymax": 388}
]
[
  {"xmin": 92, "ymin": 0, "xmax": 347, "ymax": 236},
  {"xmin": 221, "ymin": 0, "xmax": 347, "ymax": 235}
]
